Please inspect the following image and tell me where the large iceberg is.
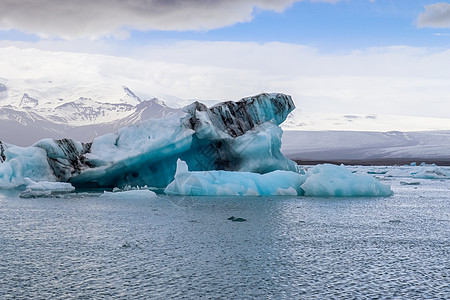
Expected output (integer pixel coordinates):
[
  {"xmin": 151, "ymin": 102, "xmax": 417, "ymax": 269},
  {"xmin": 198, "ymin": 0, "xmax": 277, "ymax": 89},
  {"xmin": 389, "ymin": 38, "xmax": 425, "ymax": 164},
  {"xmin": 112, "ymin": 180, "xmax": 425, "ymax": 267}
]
[
  {"xmin": 0, "ymin": 92, "xmax": 393, "ymax": 197},
  {"xmin": 0, "ymin": 93, "xmax": 297, "ymax": 189}
]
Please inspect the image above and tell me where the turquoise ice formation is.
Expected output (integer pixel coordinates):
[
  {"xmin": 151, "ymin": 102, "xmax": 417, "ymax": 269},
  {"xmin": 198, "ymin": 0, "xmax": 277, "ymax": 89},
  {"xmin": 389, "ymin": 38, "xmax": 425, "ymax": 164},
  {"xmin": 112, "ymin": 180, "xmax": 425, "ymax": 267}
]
[
  {"xmin": 165, "ymin": 159, "xmax": 304, "ymax": 196},
  {"xmin": 0, "ymin": 92, "xmax": 392, "ymax": 196},
  {"xmin": 164, "ymin": 160, "xmax": 392, "ymax": 197},
  {"xmin": 1, "ymin": 93, "xmax": 297, "ymax": 189}
]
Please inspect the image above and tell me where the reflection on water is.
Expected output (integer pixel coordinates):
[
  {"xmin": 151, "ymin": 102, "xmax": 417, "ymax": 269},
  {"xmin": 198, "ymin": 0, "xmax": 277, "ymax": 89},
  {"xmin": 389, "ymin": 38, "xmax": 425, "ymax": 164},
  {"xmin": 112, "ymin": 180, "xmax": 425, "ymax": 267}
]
[{"xmin": 0, "ymin": 178, "xmax": 449, "ymax": 299}]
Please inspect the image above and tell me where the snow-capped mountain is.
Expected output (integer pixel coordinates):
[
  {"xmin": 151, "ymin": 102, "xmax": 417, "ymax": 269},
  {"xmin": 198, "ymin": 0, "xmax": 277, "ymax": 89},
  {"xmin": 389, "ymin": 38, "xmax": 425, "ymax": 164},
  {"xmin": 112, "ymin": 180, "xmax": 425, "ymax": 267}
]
[
  {"xmin": 19, "ymin": 93, "xmax": 40, "ymax": 109},
  {"xmin": 0, "ymin": 82, "xmax": 181, "ymax": 146},
  {"xmin": 49, "ymin": 98, "xmax": 135, "ymax": 125},
  {"xmin": 1, "ymin": 77, "xmax": 449, "ymax": 164}
]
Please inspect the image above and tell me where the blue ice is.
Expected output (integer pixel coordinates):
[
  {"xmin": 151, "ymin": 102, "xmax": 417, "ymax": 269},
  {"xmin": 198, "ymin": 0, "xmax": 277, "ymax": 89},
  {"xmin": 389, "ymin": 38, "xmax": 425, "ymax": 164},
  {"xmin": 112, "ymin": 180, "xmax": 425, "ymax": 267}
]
[
  {"xmin": 165, "ymin": 159, "xmax": 305, "ymax": 196},
  {"xmin": 165, "ymin": 161, "xmax": 392, "ymax": 197}
]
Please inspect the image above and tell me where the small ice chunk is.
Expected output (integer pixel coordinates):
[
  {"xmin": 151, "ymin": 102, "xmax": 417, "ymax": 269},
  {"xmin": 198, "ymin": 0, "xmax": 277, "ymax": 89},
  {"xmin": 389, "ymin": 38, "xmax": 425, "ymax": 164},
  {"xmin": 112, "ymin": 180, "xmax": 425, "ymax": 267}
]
[
  {"xmin": 412, "ymin": 166, "xmax": 448, "ymax": 179},
  {"xmin": 20, "ymin": 178, "xmax": 75, "ymax": 198},
  {"xmin": 400, "ymin": 181, "xmax": 421, "ymax": 186},
  {"xmin": 100, "ymin": 189, "xmax": 158, "ymax": 200},
  {"xmin": 24, "ymin": 178, "xmax": 75, "ymax": 192},
  {"xmin": 275, "ymin": 187, "xmax": 298, "ymax": 196},
  {"xmin": 300, "ymin": 164, "xmax": 392, "ymax": 197}
]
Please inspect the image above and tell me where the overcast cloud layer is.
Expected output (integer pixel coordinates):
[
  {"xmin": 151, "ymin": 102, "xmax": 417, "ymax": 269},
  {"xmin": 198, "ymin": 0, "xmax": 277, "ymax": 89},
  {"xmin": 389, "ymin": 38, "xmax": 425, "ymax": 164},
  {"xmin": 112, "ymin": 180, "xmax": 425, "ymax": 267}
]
[
  {"xmin": 417, "ymin": 3, "xmax": 450, "ymax": 28},
  {"xmin": 0, "ymin": 0, "xmax": 340, "ymax": 39},
  {"xmin": 1, "ymin": 43, "xmax": 450, "ymax": 119},
  {"xmin": 1, "ymin": 1, "xmax": 449, "ymax": 121}
]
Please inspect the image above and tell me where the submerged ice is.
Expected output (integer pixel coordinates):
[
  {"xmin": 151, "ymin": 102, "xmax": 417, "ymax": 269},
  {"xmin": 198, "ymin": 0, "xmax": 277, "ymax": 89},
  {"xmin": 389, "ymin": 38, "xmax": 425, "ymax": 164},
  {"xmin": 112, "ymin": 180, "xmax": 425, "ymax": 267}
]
[{"xmin": 0, "ymin": 92, "xmax": 393, "ymax": 197}]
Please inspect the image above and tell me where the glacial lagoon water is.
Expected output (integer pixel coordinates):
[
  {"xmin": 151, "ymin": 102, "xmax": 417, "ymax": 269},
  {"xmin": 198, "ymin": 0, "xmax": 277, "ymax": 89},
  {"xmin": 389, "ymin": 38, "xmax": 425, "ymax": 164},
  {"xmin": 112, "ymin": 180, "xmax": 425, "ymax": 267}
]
[{"xmin": 0, "ymin": 173, "xmax": 449, "ymax": 299}]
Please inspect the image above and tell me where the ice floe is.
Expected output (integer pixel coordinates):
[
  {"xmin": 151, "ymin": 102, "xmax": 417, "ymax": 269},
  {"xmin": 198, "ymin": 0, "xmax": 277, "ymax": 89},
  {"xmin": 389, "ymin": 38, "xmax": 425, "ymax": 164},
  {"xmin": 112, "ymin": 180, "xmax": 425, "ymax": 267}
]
[
  {"xmin": 301, "ymin": 164, "xmax": 393, "ymax": 197},
  {"xmin": 99, "ymin": 189, "xmax": 158, "ymax": 200},
  {"xmin": 165, "ymin": 160, "xmax": 392, "ymax": 197},
  {"xmin": 164, "ymin": 159, "xmax": 304, "ymax": 196}
]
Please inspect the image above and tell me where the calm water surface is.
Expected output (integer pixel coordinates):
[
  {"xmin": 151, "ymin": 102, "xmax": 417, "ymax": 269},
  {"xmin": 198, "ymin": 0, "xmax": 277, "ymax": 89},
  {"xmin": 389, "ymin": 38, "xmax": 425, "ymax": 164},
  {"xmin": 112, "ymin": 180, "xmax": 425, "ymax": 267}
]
[{"xmin": 0, "ymin": 178, "xmax": 449, "ymax": 299}]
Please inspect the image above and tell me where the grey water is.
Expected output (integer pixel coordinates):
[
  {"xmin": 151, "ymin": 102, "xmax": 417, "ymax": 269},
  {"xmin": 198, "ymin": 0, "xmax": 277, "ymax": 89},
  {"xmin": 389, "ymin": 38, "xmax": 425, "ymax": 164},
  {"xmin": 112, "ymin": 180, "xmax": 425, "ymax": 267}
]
[{"xmin": 0, "ymin": 178, "xmax": 449, "ymax": 299}]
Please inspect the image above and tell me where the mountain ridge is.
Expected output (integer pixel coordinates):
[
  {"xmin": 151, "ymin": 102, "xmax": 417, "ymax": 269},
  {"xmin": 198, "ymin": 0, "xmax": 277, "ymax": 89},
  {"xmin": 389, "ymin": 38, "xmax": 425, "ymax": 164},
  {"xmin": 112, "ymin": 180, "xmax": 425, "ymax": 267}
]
[
  {"xmin": 1, "ymin": 81, "xmax": 450, "ymax": 165},
  {"xmin": 0, "ymin": 84, "xmax": 182, "ymax": 146}
]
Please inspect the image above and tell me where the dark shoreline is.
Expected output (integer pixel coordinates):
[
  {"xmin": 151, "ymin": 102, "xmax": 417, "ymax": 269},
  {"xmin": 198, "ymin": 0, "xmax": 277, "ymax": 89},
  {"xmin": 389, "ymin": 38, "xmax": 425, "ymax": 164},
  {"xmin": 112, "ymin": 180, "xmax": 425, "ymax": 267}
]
[{"xmin": 293, "ymin": 158, "xmax": 450, "ymax": 166}]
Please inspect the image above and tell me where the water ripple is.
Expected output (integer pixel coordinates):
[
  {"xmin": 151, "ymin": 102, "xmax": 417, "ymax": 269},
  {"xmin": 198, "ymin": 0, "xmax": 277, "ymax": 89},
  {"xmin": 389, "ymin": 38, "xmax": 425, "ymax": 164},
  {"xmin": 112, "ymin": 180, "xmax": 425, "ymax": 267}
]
[{"xmin": 0, "ymin": 180, "xmax": 449, "ymax": 299}]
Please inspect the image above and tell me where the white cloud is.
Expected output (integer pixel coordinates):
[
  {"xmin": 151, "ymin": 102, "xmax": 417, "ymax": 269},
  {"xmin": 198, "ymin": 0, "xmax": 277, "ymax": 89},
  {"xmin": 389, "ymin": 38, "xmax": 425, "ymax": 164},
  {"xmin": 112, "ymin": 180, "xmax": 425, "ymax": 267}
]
[
  {"xmin": 0, "ymin": 0, "xmax": 339, "ymax": 39},
  {"xmin": 1, "ymin": 42, "xmax": 450, "ymax": 119},
  {"xmin": 417, "ymin": 3, "xmax": 450, "ymax": 28}
]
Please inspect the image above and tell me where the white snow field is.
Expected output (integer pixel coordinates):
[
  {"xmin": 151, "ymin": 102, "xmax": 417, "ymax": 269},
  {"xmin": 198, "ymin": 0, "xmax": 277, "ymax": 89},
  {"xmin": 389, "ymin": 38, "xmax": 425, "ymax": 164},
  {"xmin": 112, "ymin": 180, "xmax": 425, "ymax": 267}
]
[{"xmin": 281, "ymin": 130, "xmax": 450, "ymax": 164}]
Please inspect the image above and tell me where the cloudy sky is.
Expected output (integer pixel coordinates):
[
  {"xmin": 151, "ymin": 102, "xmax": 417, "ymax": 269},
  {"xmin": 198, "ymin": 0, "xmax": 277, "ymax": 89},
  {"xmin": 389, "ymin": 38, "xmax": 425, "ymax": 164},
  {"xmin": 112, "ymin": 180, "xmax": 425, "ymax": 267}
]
[{"xmin": 1, "ymin": 0, "xmax": 450, "ymax": 118}]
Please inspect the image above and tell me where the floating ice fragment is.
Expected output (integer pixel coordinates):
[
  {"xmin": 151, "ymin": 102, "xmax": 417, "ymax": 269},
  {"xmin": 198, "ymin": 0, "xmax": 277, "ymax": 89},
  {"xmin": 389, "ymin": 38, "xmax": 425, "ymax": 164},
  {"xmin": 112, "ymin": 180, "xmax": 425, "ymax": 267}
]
[
  {"xmin": 165, "ymin": 160, "xmax": 393, "ymax": 197},
  {"xmin": 20, "ymin": 190, "xmax": 53, "ymax": 198},
  {"xmin": 300, "ymin": 164, "xmax": 392, "ymax": 197},
  {"xmin": 400, "ymin": 181, "xmax": 421, "ymax": 186},
  {"xmin": 361, "ymin": 164, "xmax": 449, "ymax": 179},
  {"xmin": 23, "ymin": 178, "xmax": 75, "ymax": 192},
  {"xmin": 19, "ymin": 178, "xmax": 75, "ymax": 198},
  {"xmin": 100, "ymin": 189, "xmax": 158, "ymax": 200},
  {"xmin": 412, "ymin": 167, "xmax": 448, "ymax": 179},
  {"xmin": 164, "ymin": 159, "xmax": 305, "ymax": 196}
]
